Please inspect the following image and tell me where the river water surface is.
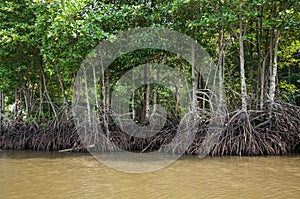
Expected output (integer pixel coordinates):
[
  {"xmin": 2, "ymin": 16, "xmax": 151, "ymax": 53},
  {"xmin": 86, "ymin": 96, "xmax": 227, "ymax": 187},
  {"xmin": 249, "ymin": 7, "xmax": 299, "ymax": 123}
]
[{"xmin": 1, "ymin": 150, "xmax": 299, "ymax": 198}]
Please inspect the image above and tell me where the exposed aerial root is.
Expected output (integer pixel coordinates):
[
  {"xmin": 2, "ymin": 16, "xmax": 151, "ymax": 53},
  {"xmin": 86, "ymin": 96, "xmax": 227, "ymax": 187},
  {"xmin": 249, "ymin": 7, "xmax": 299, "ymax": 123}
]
[{"xmin": 1, "ymin": 101, "xmax": 300, "ymax": 156}]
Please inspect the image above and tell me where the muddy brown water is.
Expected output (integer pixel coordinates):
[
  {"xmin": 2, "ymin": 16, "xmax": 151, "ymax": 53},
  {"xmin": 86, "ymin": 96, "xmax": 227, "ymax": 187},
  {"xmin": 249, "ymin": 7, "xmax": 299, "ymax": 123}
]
[{"xmin": 1, "ymin": 150, "xmax": 300, "ymax": 198}]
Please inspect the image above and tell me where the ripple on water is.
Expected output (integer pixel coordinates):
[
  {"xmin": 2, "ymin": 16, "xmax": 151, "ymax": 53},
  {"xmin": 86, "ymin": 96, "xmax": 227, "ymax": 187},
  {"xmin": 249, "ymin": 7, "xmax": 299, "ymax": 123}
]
[{"xmin": 1, "ymin": 151, "xmax": 300, "ymax": 198}]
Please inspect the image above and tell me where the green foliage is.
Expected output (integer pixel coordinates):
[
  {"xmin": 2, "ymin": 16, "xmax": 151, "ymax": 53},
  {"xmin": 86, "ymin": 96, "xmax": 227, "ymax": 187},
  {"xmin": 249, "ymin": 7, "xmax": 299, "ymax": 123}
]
[{"xmin": 0, "ymin": 0, "xmax": 299, "ymax": 121}]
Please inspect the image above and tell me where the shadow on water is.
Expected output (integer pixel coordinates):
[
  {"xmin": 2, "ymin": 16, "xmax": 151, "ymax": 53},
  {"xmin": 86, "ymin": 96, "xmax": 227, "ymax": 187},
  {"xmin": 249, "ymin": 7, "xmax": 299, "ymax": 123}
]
[
  {"xmin": 0, "ymin": 149, "xmax": 91, "ymax": 160},
  {"xmin": 1, "ymin": 149, "xmax": 299, "ymax": 161}
]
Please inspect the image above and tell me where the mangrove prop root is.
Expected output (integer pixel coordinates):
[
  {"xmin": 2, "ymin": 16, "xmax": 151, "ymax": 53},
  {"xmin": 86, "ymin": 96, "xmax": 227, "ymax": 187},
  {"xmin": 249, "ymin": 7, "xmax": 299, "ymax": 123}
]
[{"xmin": 1, "ymin": 101, "xmax": 300, "ymax": 156}]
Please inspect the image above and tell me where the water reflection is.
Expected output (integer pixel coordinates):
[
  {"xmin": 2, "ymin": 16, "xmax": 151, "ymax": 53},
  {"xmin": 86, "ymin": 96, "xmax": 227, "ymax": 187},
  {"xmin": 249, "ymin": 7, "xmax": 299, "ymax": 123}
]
[{"xmin": 1, "ymin": 150, "xmax": 300, "ymax": 198}]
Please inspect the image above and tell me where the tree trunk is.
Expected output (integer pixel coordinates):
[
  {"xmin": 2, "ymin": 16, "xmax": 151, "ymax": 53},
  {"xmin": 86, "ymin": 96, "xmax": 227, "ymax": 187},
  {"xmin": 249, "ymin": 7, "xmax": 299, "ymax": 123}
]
[
  {"xmin": 101, "ymin": 58, "xmax": 105, "ymax": 112},
  {"xmin": 82, "ymin": 65, "xmax": 91, "ymax": 125},
  {"xmin": 256, "ymin": 9, "xmax": 263, "ymax": 98},
  {"xmin": 153, "ymin": 65, "xmax": 160, "ymax": 112},
  {"xmin": 139, "ymin": 70, "xmax": 145, "ymax": 123},
  {"xmin": 0, "ymin": 89, "xmax": 3, "ymax": 129},
  {"xmin": 39, "ymin": 60, "xmax": 57, "ymax": 119},
  {"xmin": 260, "ymin": 53, "xmax": 268, "ymax": 109},
  {"xmin": 269, "ymin": 5, "xmax": 276, "ymax": 89},
  {"xmin": 14, "ymin": 88, "xmax": 19, "ymax": 119},
  {"xmin": 105, "ymin": 69, "xmax": 110, "ymax": 111},
  {"xmin": 249, "ymin": 37, "xmax": 254, "ymax": 100},
  {"xmin": 92, "ymin": 64, "xmax": 99, "ymax": 109},
  {"xmin": 191, "ymin": 41, "xmax": 197, "ymax": 113},
  {"xmin": 132, "ymin": 68, "xmax": 135, "ymax": 120},
  {"xmin": 56, "ymin": 65, "xmax": 68, "ymax": 106},
  {"xmin": 23, "ymin": 89, "xmax": 29, "ymax": 120},
  {"xmin": 175, "ymin": 78, "xmax": 180, "ymax": 119},
  {"xmin": 238, "ymin": 0, "xmax": 248, "ymax": 112},
  {"xmin": 269, "ymin": 29, "xmax": 281, "ymax": 108},
  {"xmin": 145, "ymin": 63, "xmax": 150, "ymax": 122},
  {"xmin": 217, "ymin": 28, "xmax": 225, "ymax": 112},
  {"xmin": 269, "ymin": 29, "xmax": 274, "ymax": 89},
  {"xmin": 100, "ymin": 57, "xmax": 109, "ymax": 135},
  {"xmin": 39, "ymin": 65, "xmax": 44, "ymax": 118}
]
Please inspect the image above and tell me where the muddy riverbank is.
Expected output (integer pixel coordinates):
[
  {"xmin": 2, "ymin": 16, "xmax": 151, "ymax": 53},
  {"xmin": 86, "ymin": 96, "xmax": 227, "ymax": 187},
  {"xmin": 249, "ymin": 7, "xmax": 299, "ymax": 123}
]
[{"xmin": 1, "ymin": 101, "xmax": 300, "ymax": 156}]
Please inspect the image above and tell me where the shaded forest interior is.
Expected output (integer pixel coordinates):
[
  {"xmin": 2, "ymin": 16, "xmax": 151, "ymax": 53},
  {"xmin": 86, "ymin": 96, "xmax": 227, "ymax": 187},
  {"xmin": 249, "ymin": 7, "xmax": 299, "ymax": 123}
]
[{"xmin": 0, "ymin": 0, "xmax": 299, "ymax": 155}]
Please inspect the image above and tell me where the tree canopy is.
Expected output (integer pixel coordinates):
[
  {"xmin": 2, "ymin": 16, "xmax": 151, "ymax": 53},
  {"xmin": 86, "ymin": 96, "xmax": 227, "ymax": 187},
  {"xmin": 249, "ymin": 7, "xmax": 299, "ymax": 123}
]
[{"xmin": 0, "ymin": 0, "xmax": 299, "ymax": 121}]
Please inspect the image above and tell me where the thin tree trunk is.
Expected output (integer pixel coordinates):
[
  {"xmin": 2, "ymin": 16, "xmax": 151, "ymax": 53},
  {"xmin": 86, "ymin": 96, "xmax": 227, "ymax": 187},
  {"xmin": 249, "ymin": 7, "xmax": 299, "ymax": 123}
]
[
  {"xmin": 238, "ymin": 0, "xmax": 248, "ymax": 112},
  {"xmin": 83, "ymin": 65, "xmax": 91, "ymax": 124},
  {"xmin": 269, "ymin": 29, "xmax": 274, "ymax": 89},
  {"xmin": 256, "ymin": 9, "xmax": 262, "ymax": 97},
  {"xmin": 101, "ymin": 58, "xmax": 105, "ymax": 112},
  {"xmin": 23, "ymin": 89, "xmax": 29, "ymax": 120},
  {"xmin": 105, "ymin": 70, "xmax": 110, "ymax": 110},
  {"xmin": 29, "ymin": 83, "xmax": 35, "ymax": 115},
  {"xmin": 191, "ymin": 41, "xmax": 197, "ymax": 113},
  {"xmin": 175, "ymin": 78, "xmax": 180, "ymax": 119},
  {"xmin": 132, "ymin": 68, "xmax": 135, "ymax": 120},
  {"xmin": 249, "ymin": 37, "xmax": 254, "ymax": 99},
  {"xmin": 217, "ymin": 29, "xmax": 225, "ymax": 111},
  {"xmin": 92, "ymin": 64, "xmax": 99, "ymax": 109},
  {"xmin": 260, "ymin": 53, "xmax": 268, "ymax": 109},
  {"xmin": 39, "ymin": 61, "xmax": 57, "ymax": 118},
  {"xmin": 139, "ymin": 70, "xmax": 145, "ymax": 123},
  {"xmin": 100, "ymin": 58, "xmax": 109, "ymax": 135},
  {"xmin": 14, "ymin": 88, "xmax": 19, "ymax": 118},
  {"xmin": 153, "ymin": 65, "xmax": 160, "ymax": 113},
  {"xmin": 105, "ymin": 69, "xmax": 110, "ymax": 138},
  {"xmin": 39, "ymin": 66, "xmax": 44, "ymax": 118},
  {"xmin": 269, "ymin": 29, "xmax": 281, "ymax": 108},
  {"xmin": 0, "ymin": 90, "xmax": 2, "ymax": 112},
  {"xmin": 0, "ymin": 89, "xmax": 3, "ymax": 129},
  {"xmin": 56, "ymin": 65, "xmax": 68, "ymax": 106},
  {"xmin": 145, "ymin": 63, "xmax": 150, "ymax": 122},
  {"xmin": 92, "ymin": 63, "xmax": 99, "ymax": 143},
  {"xmin": 269, "ymin": 5, "xmax": 276, "ymax": 88},
  {"xmin": 217, "ymin": 0, "xmax": 225, "ymax": 111}
]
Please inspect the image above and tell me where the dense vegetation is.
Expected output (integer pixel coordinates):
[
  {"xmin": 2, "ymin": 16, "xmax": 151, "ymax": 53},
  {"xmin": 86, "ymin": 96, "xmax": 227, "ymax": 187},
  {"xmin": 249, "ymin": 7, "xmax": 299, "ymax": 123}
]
[{"xmin": 0, "ymin": 0, "xmax": 299, "ymax": 155}]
